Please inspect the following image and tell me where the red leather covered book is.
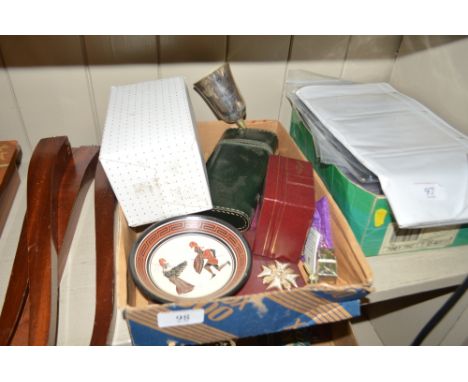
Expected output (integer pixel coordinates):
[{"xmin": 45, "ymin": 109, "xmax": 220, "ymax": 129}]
[{"xmin": 252, "ymin": 155, "xmax": 315, "ymax": 262}]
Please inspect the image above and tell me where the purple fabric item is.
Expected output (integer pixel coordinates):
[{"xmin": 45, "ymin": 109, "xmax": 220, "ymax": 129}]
[{"xmin": 312, "ymin": 197, "xmax": 334, "ymax": 249}]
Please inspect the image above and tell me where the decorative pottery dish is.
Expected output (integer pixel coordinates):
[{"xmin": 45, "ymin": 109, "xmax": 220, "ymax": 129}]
[{"xmin": 129, "ymin": 215, "xmax": 252, "ymax": 303}]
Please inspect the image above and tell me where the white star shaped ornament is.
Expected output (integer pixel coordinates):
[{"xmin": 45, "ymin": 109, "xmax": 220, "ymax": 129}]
[{"xmin": 257, "ymin": 261, "xmax": 300, "ymax": 291}]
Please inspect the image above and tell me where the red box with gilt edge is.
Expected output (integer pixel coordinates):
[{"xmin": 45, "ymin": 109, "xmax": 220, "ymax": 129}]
[{"xmin": 253, "ymin": 155, "xmax": 315, "ymax": 262}]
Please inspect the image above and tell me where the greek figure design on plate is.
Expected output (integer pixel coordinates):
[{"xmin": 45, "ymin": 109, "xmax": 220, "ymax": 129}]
[
  {"xmin": 159, "ymin": 258, "xmax": 194, "ymax": 295},
  {"xmin": 190, "ymin": 241, "xmax": 231, "ymax": 278}
]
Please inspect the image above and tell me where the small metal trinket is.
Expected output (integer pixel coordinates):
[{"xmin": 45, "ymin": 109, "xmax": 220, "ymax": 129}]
[{"xmin": 257, "ymin": 260, "xmax": 299, "ymax": 291}]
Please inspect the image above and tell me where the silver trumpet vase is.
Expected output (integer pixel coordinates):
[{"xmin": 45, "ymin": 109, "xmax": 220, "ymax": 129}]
[{"xmin": 194, "ymin": 63, "xmax": 247, "ymax": 128}]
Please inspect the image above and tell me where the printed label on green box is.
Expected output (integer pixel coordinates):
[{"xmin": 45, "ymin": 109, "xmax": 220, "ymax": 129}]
[{"xmin": 379, "ymin": 223, "xmax": 458, "ymax": 255}]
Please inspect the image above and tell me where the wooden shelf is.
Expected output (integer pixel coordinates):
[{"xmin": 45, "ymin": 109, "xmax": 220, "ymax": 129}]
[
  {"xmin": 366, "ymin": 246, "xmax": 468, "ymax": 303},
  {"xmin": 1, "ymin": 164, "xmax": 467, "ymax": 345}
]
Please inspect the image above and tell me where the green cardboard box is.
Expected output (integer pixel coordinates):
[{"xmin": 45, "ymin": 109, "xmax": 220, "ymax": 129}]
[{"xmin": 289, "ymin": 109, "xmax": 468, "ymax": 257}]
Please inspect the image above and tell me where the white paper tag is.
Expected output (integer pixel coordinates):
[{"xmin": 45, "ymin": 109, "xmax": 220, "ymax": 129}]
[
  {"xmin": 157, "ymin": 309, "xmax": 205, "ymax": 328},
  {"xmin": 412, "ymin": 183, "xmax": 447, "ymax": 201},
  {"xmin": 303, "ymin": 228, "xmax": 321, "ymax": 274}
]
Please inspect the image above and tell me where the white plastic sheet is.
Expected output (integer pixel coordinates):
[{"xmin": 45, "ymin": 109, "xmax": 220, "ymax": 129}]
[{"xmin": 297, "ymin": 82, "xmax": 468, "ymax": 228}]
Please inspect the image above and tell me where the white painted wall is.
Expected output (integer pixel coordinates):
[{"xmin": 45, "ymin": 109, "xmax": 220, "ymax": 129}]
[
  {"xmin": 2, "ymin": 35, "xmax": 468, "ymax": 151},
  {"xmin": 0, "ymin": 35, "xmax": 403, "ymax": 159},
  {"xmin": 390, "ymin": 36, "xmax": 468, "ymax": 135}
]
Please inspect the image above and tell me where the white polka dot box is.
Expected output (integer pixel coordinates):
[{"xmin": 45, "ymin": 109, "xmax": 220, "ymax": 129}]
[{"xmin": 99, "ymin": 77, "xmax": 213, "ymax": 227}]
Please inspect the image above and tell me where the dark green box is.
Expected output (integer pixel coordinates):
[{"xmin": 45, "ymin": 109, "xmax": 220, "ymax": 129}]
[{"xmin": 290, "ymin": 109, "xmax": 468, "ymax": 257}]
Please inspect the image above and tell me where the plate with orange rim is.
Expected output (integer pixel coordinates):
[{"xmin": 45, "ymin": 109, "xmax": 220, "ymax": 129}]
[{"xmin": 129, "ymin": 215, "xmax": 252, "ymax": 304}]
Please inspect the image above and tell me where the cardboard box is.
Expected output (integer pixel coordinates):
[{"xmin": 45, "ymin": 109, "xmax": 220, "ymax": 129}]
[
  {"xmin": 116, "ymin": 120, "xmax": 372, "ymax": 346},
  {"xmin": 99, "ymin": 77, "xmax": 212, "ymax": 227},
  {"xmin": 290, "ymin": 109, "xmax": 468, "ymax": 257}
]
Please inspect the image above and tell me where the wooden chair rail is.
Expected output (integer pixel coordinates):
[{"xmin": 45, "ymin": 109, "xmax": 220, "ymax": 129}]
[
  {"xmin": 90, "ymin": 161, "xmax": 117, "ymax": 345},
  {"xmin": 0, "ymin": 217, "xmax": 29, "ymax": 345},
  {"xmin": 0, "ymin": 137, "xmax": 113, "ymax": 346}
]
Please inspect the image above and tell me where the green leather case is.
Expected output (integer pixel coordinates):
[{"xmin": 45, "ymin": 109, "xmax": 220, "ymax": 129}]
[{"xmin": 203, "ymin": 128, "xmax": 278, "ymax": 231}]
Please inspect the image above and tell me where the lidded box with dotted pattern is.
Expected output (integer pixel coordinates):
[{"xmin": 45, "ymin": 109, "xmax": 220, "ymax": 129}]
[{"xmin": 99, "ymin": 77, "xmax": 213, "ymax": 227}]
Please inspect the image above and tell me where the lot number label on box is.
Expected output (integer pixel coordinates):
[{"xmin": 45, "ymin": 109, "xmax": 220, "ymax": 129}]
[
  {"xmin": 412, "ymin": 183, "xmax": 447, "ymax": 201},
  {"xmin": 157, "ymin": 309, "xmax": 205, "ymax": 328}
]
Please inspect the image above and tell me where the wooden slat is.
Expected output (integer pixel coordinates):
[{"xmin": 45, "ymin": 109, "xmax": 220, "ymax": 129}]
[
  {"xmin": 0, "ymin": 141, "xmax": 21, "ymax": 237},
  {"xmin": 90, "ymin": 161, "xmax": 117, "ymax": 345},
  {"xmin": 26, "ymin": 137, "xmax": 71, "ymax": 345},
  {"xmin": 9, "ymin": 296, "xmax": 30, "ymax": 345},
  {"xmin": 2, "ymin": 138, "xmax": 100, "ymax": 345},
  {"xmin": 0, "ymin": 48, "xmax": 31, "ymax": 160},
  {"xmin": 0, "ymin": 217, "xmax": 29, "ymax": 345},
  {"xmin": 56, "ymin": 146, "xmax": 99, "ymax": 279}
]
